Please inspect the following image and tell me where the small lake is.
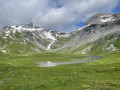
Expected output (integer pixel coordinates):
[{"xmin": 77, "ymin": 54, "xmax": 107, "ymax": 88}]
[{"xmin": 38, "ymin": 56, "xmax": 102, "ymax": 67}]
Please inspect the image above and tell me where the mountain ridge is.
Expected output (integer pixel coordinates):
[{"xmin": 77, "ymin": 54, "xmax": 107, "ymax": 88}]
[{"xmin": 0, "ymin": 12, "xmax": 120, "ymax": 55}]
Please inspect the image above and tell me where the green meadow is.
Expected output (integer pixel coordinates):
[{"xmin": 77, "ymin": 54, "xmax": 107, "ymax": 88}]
[{"xmin": 0, "ymin": 52, "xmax": 120, "ymax": 90}]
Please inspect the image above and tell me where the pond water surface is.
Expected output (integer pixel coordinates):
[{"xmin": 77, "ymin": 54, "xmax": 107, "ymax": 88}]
[{"xmin": 38, "ymin": 56, "xmax": 102, "ymax": 67}]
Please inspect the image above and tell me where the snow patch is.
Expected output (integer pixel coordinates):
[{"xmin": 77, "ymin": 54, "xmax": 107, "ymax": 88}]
[
  {"xmin": 100, "ymin": 14, "xmax": 114, "ymax": 22},
  {"xmin": 25, "ymin": 38, "xmax": 29, "ymax": 41},
  {"xmin": 43, "ymin": 31, "xmax": 56, "ymax": 40},
  {"xmin": 78, "ymin": 24, "xmax": 90, "ymax": 31},
  {"xmin": 47, "ymin": 40, "xmax": 56, "ymax": 50},
  {"xmin": 13, "ymin": 30, "xmax": 16, "ymax": 34},
  {"xmin": 3, "ymin": 37, "xmax": 7, "ymax": 39},
  {"xmin": 101, "ymin": 18, "xmax": 114, "ymax": 22},
  {"xmin": 59, "ymin": 34, "xmax": 70, "ymax": 38},
  {"xmin": 8, "ymin": 35, "xmax": 15, "ymax": 40},
  {"xmin": 5, "ymin": 31, "xmax": 10, "ymax": 36},
  {"xmin": 10, "ymin": 26, "xmax": 45, "ymax": 32},
  {"xmin": 42, "ymin": 31, "xmax": 56, "ymax": 50},
  {"xmin": 106, "ymin": 44, "xmax": 117, "ymax": 51},
  {"xmin": 18, "ymin": 50, "xmax": 23, "ymax": 53},
  {"xmin": 1, "ymin": 50, "xmax": 7, "ymax": 53}
]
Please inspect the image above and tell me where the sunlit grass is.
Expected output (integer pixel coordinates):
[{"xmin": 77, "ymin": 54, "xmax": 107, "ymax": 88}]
[{"xmin": 0, "ymin": 52, "xmax": 120, "ymax": 90}]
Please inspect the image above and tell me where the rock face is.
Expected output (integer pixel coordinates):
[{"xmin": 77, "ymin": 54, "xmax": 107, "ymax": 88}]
[
  {"xmin": 53, "ymin": 13, "xmax": 120, "ymax": 54},
  {"xmin": 0, "ymin": 23, "xmax": 70, "ymax": 54},
  {"xmin": 24, "ymin": 22, "xmax": 34, "ymax": 28},
  {"xmin": 85, "ymin": 13, "xmax": 115, "ymax": 25},
  {"xmin": 0, "ymin": 13, "xmax": 120, "ymax": 55}
]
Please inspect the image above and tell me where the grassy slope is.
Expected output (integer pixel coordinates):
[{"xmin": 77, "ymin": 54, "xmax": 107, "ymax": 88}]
[
  {"xmin": 0, "ymin": 52, "xmax": 120, "ymax": 90},
  {"xmin": 0, "ymin": 28, "xmax": 120, "ymax": 90},
  {"xmin": 89, "ymin": 34, "xmax": 120, "ymax": 55},
  {"xmin": 0, "ymin": 31, "xmax": 45, "ymax": 55}
]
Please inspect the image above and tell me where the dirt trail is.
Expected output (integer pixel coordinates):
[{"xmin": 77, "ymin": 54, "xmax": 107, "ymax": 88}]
[{"xmin": 0, "ymin": 72, "xmax": 16, "ymax": 87}]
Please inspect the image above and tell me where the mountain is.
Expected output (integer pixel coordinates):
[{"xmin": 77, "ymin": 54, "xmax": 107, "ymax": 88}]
[
  {"xmin": 55, "ymin": 13, "xmax": 120, "ymax": 55},
  {"xmin": 0, "ymin": 22, "xmax": 69, "ymax": 55},
  {"xmin": 0, "ymin": 13, "xmax": 120, "ymax": 55}
]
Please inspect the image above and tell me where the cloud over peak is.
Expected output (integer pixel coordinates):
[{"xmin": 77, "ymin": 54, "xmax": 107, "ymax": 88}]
[{"xmin": 0, "ymin": 0, "xmax": 119, "ymax": 32}]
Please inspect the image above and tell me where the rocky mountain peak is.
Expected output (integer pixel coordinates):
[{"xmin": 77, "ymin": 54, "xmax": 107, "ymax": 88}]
[
  {"xmin": 23, "ymin": 22, "xmax": 34, "ymax": 28},
  {"xmin": 85, "ymin": 13, "xmax": 115, "ymax": 25},
  {"xmin": 0, "ymin": 13, "xmax": 120, "ymax": 54}
]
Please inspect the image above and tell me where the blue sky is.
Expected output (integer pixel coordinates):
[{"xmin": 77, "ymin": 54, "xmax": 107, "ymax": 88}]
[
  {"xmin": 77, "ymin": 0, "xmax": 120, "ymax": 28},
  {"xmin": 113, "ymin": 1, "xmax": 120, "ymax": 13},
  {"xmin": 0, "ymin": 0, "xmax": 120, "ymax": 32}
]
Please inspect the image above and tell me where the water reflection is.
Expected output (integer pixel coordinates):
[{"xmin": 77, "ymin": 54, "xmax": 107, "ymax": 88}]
[{"xmin": 38, "ymin": 56, "xmax": 102, "ymax": 67}]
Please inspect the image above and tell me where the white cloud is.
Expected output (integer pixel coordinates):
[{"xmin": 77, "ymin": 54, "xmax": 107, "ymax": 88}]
[{"xmin": 0, "ymin": 0, "xmax": 119, "ymax": 32}]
